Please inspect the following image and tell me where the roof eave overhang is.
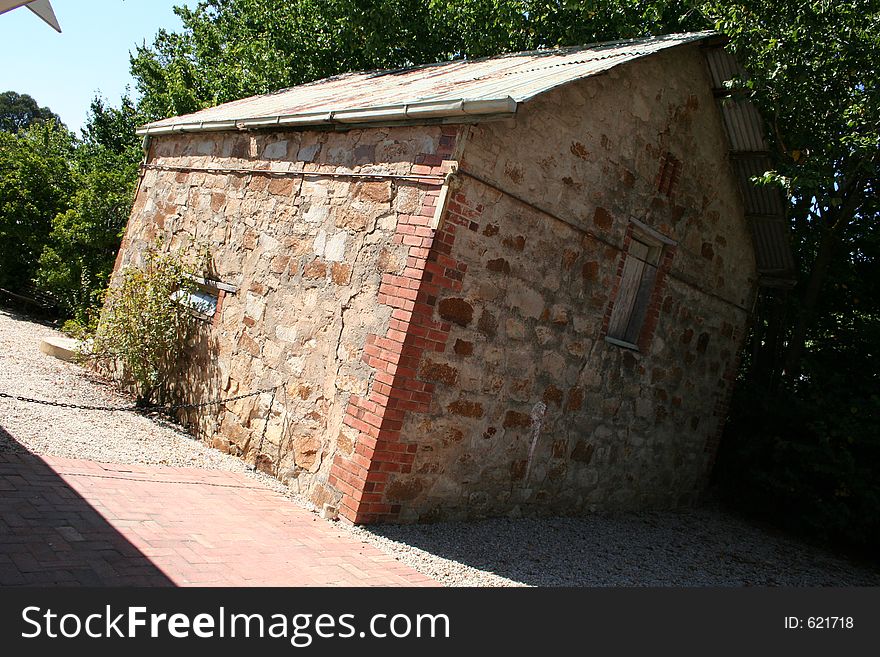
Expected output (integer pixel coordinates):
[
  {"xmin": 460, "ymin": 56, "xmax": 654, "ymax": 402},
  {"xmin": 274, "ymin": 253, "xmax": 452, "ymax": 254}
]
[{"xmin": 136, "ymin": 96, "xmax": 518, "ymax": 136}]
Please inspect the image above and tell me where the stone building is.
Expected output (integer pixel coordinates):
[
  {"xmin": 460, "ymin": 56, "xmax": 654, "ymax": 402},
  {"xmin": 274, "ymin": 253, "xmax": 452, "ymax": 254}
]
[{"xmin": 116, "ymin": 32, "xmax": 792, "ymax": 523}]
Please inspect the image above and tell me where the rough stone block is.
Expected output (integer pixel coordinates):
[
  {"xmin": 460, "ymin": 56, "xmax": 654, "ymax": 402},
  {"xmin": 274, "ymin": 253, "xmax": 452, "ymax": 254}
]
[
  {"xmin": 419, "ymin": 359, "xmax": 458, "ymax": 386},
  {"xmin": 438, "ymin": 298, "xmax": 473, "ymax": 326},
  {"xmin": 331, "ymin": 262, "xmax": 352, "ymax": 285},
  {"xmin": 303, "ymin": 259, "xmax": 326, "ymax": 279},
  {"xmin": 447, "ymin": 399, "xmax": 484, "ymax": 418}
]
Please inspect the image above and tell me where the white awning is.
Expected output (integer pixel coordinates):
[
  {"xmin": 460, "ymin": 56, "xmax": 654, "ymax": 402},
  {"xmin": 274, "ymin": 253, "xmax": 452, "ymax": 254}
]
[{"xmin": 0, "ymin": 0, "xmax": 61, "ymax": 32}]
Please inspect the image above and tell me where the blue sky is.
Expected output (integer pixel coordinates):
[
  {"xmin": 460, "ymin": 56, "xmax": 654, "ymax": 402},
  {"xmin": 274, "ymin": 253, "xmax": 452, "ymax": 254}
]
[{"xmin": 0, "ymin": 0, "xmax": 194, "ymax": 134}]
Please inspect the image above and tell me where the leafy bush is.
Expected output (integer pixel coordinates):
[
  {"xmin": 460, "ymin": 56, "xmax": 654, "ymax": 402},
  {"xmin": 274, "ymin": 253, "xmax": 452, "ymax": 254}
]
[
  {"xmin": 715, "ymin": 379, "xmax": 880, "ymax": 553},
  {"xmin": 90, "ymin": 245, "xmax": 205, "ymax": 405}
]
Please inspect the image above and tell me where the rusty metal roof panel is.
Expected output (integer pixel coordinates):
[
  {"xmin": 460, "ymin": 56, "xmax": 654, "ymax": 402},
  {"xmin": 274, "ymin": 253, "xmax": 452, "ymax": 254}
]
[
  {"xmin": 138, "ymin": 31, "xmax": 716, "ymax": 134},
  {"xmin": 731, "ymin": 156, "xmax": 786, "ymax": 216},
  {"xmin": 703, "ymin": 46, "xmax": 745, "ymax": 88},
  {"xmin": 749, "ymin": 216, "xmax": 795, "ymax": 275},
  {"xmin": 720, "ymin": 99, "xmax": 769, "ymax": 152}
]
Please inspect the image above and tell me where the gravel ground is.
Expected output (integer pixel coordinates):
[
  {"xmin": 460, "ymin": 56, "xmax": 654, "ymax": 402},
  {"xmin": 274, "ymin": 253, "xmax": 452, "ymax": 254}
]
[{"xmin": 1, "ymin": 307, "xmax": 877, "ymax": 587}]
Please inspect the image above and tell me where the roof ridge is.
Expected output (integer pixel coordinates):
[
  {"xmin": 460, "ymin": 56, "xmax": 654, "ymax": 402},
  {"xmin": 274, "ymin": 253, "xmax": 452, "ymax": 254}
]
[{"xmin": 138, "ymin": 31, "xmax": 718, "ymax": 135}]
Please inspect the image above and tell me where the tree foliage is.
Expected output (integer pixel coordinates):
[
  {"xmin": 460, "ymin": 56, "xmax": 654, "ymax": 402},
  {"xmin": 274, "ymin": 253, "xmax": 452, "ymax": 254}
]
[
  {"xmin": 91, "ymin": 245, "xmax": 204, "ymax": 405},
  {"xmin": 0, "ymin": 92, "xmax": 143, "ymax": 321},
  {"xmin": 0, "ymin": 90, "xmax": 62, "ymax": 133},
  {"xmin": 36, "ymin": 97, "xmax": 143, "ymax": 325},
  {"xmin": 701, "ymin": 1, "xmax": 880, "ymax": 551},
  {"xmin": 0, "ymin": 119, "xmax": 75, "ymax": 293},
  {"xmin": 704, "ymin": 0, "xmax": 880, "ymax": 381}
]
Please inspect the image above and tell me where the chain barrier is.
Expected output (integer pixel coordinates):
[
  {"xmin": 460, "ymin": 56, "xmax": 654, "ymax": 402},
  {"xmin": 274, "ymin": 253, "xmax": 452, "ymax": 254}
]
[
  {"xmin": 0, "ymin": 387, "xmax": 279, "ymax": 414},
  {"xmin": 253, "ymin": 386, "xmax": 276, "ymax": 472},
  {"xmin": 1, "ymin": 386, "xmax": 283, "ymax": 473}
]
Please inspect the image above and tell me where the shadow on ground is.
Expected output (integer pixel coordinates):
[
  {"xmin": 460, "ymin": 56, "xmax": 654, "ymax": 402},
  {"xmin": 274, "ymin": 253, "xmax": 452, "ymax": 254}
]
[
  {"xmin": 0, "ymin": 425, "xmax": 174, "ymax": 586},
  {"xmin": 365, "ymin": 510, "xmax": 880, "ymax": 587}
]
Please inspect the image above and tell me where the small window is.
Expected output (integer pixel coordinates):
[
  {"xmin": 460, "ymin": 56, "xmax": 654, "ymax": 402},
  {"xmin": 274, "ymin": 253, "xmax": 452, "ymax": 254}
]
[
  {"xmin": 171, "ymin": 288, "xmax": 218, "ymax": 318},
  {"xmin": 172, "ymin": 274, "xmax": 237, "ymax": 321},
  {"xmin": 606, "ymin": 231, "xmax": 663, "ymax": 349}
]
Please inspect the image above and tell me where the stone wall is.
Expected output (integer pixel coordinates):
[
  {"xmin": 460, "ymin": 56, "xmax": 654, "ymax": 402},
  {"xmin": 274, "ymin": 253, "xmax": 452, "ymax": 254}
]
[
  {"xmin": 115, "ymin": 124, "xmax": 458, "ymax": 503},
  {"xmin": 344, "ymin": 44, "xmax": 757, "ymax": 521}
]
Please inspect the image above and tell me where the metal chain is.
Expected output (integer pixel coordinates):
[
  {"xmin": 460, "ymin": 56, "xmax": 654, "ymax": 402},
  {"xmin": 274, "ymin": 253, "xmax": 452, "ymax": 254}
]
[
  {"xmin": 0, "ymin": 387, "xmax": 278, "ymax": 413},
  {"xmin": 252, "ymin": 386, "xmax": 276, "ymax": 472}
]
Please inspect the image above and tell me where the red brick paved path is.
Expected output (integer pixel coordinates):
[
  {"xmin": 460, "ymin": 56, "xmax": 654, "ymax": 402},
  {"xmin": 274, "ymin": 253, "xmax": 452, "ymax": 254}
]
[{"xmin": 0, "ymin": 448, "xmax": 438, "ymax": 587}]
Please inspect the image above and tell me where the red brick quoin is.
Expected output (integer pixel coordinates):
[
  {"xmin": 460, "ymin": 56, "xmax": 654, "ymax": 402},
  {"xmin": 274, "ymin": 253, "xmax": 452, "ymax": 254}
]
[{"xmin": 328, "ymin": 128, "xmax": 482, "ymax": 524}]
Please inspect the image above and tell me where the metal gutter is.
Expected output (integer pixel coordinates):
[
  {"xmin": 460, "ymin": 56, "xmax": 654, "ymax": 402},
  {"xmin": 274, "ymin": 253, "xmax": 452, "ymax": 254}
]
[
  {"xmin": 140, "ymin": 162, "xmax": 447, "ymax": 185},
  {"xmin": 136, "ymin": 97, "xmax": 518, "ymax": 136}
]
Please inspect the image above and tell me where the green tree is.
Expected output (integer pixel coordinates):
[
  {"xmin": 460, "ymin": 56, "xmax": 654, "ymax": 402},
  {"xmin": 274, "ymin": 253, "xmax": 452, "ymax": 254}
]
[
  {"xmin": 0, "ymin": 90, "xmax": 62, "ymax": 133},
  {"xmin": 0, "ymin": 119, "xmax": 74, "ymax": 293},
  {"xmin": 36, "ymin": 96, "xmax": 143, "ymax": 324},
  {"xmin": 703, "ymin": 0, "xmax": 880, "ymax": 382},
  {"xmin": 698, "ymin": 1, "xmax": 879, "ymax": 551},
  {"xmin": 91, "ymin": 245, "xmax": 204, "ymax": 405},
  {"xmin": 130, "ymin": 0, "xmax": 451, "ymax": 119}
]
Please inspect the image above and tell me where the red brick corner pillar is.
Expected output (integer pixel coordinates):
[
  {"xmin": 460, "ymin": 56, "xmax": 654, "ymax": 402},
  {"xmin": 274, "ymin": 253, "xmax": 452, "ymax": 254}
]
[{"xmin": 329, "ymin": 132, "xmax": 481, "ymax": 523}]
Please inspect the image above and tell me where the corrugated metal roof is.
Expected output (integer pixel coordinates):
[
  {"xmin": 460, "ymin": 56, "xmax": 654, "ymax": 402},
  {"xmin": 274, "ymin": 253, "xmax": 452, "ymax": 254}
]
[
  {"xmin": 749, "ymin": 216, "xmax": 795, "ymax": 276},
  {"xmin": 704, "ymin": 46, "xmax": 795, "ymax": 287},
  {"xmin": 720, "ymin": 100, "xmax": 769, "ymax": 152},
  {"xmin": 137, "ymin": 31, "xmax": 794, "ymax": 290},
  {"xmin": 703, "ymin": 46, "xmax": 743, "ymax": 88},
  {"xmin": 138, "ymin": 31, "xmax": 716, "ymax": 135},
  {"xmin": 731, "ymin": 156, "xmax": 786, "ymax": 216}
]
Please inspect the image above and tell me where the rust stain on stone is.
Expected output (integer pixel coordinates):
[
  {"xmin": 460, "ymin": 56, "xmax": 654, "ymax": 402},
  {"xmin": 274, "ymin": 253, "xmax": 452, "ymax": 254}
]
[
  {"xmin": 477, "ymin": 309, "xmax": 497, "ymax": 337},
  {"xmin": 570, "ymin": 440, "xmax": 595, "ymax": 464},
  {"xmin": 565, "ymin": 387, "xmax": 583, "ymax": 412},
  {"xmin": 210, "ymin": 192, "xmax": 226, "ymax": 212},
  {"xmin": 331, "ymin": 262, "xmax": 352, "ymax": 285},
  {"xmin": 442, "ymin": 428, "xmax": 464, "ymax": 445},
  {"xmin": 502, "ymin": 235, "xmax": 526, "ymax": 252},
  {"xmin": 593, "ymin": 207, "xmax": 612, "ymax": 230},
  {"xmin": 453, "ymin": 339, "xmax": 473, "ymax": 356},
  {"xmin": 303, "ymin": 259, "xmax": 326, "ymax": 279},
  {"xmin": 336, "ymin": 432, "xmax": 354, "ymax": 455},
  {"xmin": 582, "ymin": 261, "xmax": 600, "ymax": 281},
  {"xmin": 268, "ymin": 178, "xmax": 294, "ymax": 196},
  {"xmin": 543, "ymin": 385, "xmax": 563, "ymax": 407},
  {"xmin": 504, "ymin": 162, "xmax": 524, "ymax": 184}
]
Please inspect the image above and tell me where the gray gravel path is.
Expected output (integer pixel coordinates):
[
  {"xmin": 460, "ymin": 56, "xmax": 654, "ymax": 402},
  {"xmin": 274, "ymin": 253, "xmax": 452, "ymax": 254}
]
[{"xmin": 1, "ymin": 307, "xmax": 877, "ymax": 587}]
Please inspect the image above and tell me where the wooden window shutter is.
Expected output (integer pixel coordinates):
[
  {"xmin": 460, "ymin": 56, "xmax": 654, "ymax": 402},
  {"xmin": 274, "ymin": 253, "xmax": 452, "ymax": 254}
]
[{"xmin": 608, "ymin": 236, "xmax": 662, "ymax": 346}]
